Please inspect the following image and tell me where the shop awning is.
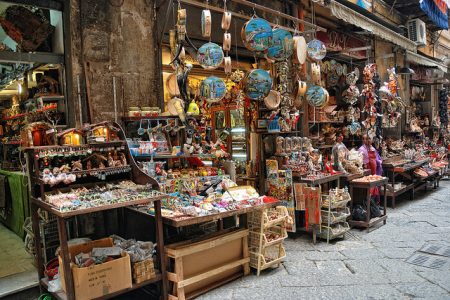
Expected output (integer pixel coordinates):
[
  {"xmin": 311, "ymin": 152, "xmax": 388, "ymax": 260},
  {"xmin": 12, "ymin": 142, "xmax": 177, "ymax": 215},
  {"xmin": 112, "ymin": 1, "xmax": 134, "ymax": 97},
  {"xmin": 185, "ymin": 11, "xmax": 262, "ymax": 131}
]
[
  {"xmin": 406, "ymin": 50, "xmax": 448, "ymax": 72},
  {"xmin": 329, "ymin": 0, "xmax": 417, "ymax": 52}
]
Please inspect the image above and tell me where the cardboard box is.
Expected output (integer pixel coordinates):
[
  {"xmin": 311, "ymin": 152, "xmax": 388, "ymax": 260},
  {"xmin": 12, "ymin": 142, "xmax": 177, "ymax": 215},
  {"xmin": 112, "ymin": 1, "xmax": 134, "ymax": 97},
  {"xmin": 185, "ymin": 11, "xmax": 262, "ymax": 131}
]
[{"xmin": 59, "ymin": 238, "xmax": 132, "ymax": 300}]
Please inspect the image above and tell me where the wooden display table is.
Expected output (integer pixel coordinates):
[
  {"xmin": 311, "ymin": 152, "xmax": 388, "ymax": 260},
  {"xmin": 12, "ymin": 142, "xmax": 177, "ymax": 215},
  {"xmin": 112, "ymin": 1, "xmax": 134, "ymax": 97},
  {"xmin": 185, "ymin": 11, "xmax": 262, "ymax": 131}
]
[
  {"xmin": 348, "ymin": 178, "xmax": 388, "ymax": 231},
  {"xmin": 293, "ymin": 173, "xmax": 341, "ymax": 187},
  {"xmin": 165, "ymin": 228, "xmax": 250, "ymax": 300}
]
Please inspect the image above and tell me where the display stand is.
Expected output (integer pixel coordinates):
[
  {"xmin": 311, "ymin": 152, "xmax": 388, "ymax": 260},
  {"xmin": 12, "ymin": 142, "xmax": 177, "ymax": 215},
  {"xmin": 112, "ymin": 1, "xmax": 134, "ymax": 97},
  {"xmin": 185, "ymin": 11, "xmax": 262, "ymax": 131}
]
[
  {"xmin": 382, "ymin": 159, "xmax": 438, "ymax": 207},
  {"xmin": 26, "ymin": 123, "xmax": 169, "ymax": 300},
  {"xmin": 320, "ymin": 192, "xmax": 351, "ymax": 244},
  {"xmin": 348, "ymin": 178, "xmax": 388, "ymax": 231}
]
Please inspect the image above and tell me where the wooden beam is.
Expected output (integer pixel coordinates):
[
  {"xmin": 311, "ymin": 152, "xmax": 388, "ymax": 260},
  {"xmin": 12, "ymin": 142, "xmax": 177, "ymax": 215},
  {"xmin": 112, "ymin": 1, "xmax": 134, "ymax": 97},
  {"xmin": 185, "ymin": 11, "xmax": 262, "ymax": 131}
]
[{"xmin": 0, "ymin": 51, "xmax": 64, "ymax": 64}]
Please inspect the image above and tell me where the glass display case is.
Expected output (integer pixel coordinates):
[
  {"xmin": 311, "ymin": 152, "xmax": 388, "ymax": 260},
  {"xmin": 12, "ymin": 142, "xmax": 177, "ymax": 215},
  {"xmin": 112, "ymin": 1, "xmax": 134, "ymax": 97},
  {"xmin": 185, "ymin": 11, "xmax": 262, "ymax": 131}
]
[{"xmin": 211, "ymin": 104, "xmax": 248, "ymax": 175}]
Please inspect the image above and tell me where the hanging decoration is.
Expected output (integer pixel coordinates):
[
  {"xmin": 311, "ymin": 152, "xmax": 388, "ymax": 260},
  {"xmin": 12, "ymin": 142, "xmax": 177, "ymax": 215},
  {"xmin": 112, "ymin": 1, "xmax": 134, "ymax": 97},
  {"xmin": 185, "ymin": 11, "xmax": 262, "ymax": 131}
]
[
  {"xmin": 197, "ymin": 42, "xmax": 224, "ymax": 70},
  {"xmin": 200, "ymin": 76, "xmax": 227, "ymax": 103},
  {"xmin": 306, "ymin": 39, "xmax": 327, "ymax": 61},
  {"xmin": 306, "ymin": 85, "xmax": 329, "ymax": 108},
  {"xmin": 243, "ymin": 69, "xmax": 273, "ymax": 100},
  {"xmin": 241, "ymin": 18, "xmax": 273, "ymax": 52},
  {"xmin": 293, "ymin": 35, "xmax": 307, "ymax": 64},
  {"xmin": 266, "ymin": 28, "xmax": 294, "ymax": 61}
]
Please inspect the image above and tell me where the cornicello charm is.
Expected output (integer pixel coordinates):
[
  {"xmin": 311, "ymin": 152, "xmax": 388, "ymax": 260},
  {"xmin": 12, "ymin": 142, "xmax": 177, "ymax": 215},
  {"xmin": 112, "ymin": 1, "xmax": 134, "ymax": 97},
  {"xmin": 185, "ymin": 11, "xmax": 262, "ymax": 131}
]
[
  {"xmin": 306, "ymin": 85, "xmax": 329, "ymax": 108},
  {"xmin": 197, "ymin": 42, "xmax": 224, "ymax": 70},
  {"xmin": 242, "ymin": 69, "xmax": 273, "ymax": 100},
  {"xmin": 200, "ymin": 76, "xmax": 226, "ymax": 103},
  {"xmin": 241, "ymin": 18, "xmax": 273, "ymax": 52},
  {"xmin": 267, "ymin": 28, "xmax": 294, "ymax": 61}
]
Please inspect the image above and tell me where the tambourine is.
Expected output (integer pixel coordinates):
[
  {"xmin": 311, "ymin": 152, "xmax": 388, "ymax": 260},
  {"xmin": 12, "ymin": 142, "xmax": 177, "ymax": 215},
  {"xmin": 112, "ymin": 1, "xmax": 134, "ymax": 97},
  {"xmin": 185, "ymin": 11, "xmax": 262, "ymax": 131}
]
[
  {"xmin": 293, "ymin": 35, "xmax": 307, "ymax": 64},
  {"xmin": 197, "ymin": 42, "xmax": 224, "ymax": 70},
  {"xmin": 224, "ymin": 56, "xmax": 232, "ymax": 74},
  {"xmin": 295, "ymin": 80, "xmax": 308, "ymax": 97},
  {"xmin": 166, "ymin": 73, "xmax": 180, "ymax": 97},
  {"xmin": 267, "ymin": 28, "xmax": 294, "ymax": 61},
  {"xmin": 242, "ymin": 69, "xmax": 272, "ymax": 100},
  {"xmin": 200, "ymin": 76, "xmax": 226, "ymax": 103},
  {"xmin": 241, "ymin": 18, "xmax": 272, "ymax": 52},
  {"xmin": 306, "ymin": 85, "xmax": 329, "ymax": 108},
  {"xmin": 221, "ymin": 11, "xmax": 232, "ymax": 30},
  {"xmin": 307, "ymin": 39, "xmax": 326, "ymax": 61},
  {"xmin": 201, "ymin": 10, "xmax": 212, "ymax": 38},
  {"xmin": 223, "ymin": 32, "xmax": 231, "ymax": 51},
  {"xmin": 264, "ymin": 90, "xmax": 281, "ymax": 110}
]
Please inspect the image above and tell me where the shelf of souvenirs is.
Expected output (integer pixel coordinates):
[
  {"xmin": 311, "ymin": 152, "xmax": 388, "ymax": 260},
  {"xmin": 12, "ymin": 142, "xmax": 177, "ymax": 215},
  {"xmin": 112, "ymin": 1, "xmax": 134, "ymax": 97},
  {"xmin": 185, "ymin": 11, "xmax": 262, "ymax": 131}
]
[
  {"xmin": 308, "ymin": 120, "xmax": 344, "ymax": 124},
  {"xmin": 132, "ymin": 153, "xmax": 216, "ymax": 160},
  {"xmin": 22, "ymin": 141, "xmax": 127, "ymax": 152},
  {"xmin": 252, "ymin": 130, "xmax": 303, "ymax": 135},
  {"xmin": 122, "ymin": 115, "xmax": 203, "ymax": 122},
  {"xmin": 31, "ymin": 181, "xmax": 167, "ymax": 219},
  {"xmin": 1, "ymin": 105, "xmax": 58, "ymax": 122},
  {"xmin": 2, "ymin": 139, "xmax": 22, "ymax": 145}
]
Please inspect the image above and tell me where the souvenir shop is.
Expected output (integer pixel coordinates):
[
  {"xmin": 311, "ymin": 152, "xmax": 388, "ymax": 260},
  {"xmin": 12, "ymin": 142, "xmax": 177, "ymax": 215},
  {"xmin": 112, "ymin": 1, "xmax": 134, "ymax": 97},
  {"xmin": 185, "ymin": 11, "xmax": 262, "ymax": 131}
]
[{"xmin": 0, "ymin": 0, "xmax": 449, "ymax": 299}]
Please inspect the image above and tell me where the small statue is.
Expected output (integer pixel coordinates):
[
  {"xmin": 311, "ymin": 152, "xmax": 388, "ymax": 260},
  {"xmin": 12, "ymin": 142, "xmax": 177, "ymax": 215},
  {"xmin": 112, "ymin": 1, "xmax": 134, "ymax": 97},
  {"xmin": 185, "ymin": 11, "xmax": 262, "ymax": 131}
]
[{"xmin": 71, "ymin": 160, "xmax": 83, "ymax": 172}]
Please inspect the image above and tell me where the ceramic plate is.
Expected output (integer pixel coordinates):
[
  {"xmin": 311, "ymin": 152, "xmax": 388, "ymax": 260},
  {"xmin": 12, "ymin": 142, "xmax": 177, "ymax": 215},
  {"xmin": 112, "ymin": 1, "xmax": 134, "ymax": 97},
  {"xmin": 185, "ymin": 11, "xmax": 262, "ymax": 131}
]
[
  {"xmin": 307, "ymin": 39, "xmax": 326, "ymax": 61},
  {"xmin": 306, "ymin": 85, "xmax": 328, "ymax": 108},
  {"xmin": 241, "ymin": 18, "xmax": 273, "ymax": 52},
  {"xmin": 243, "ymin": 69, "xmax": 273, "ymax": 100},
  {"xmin": 294, "ymin": 35, "xmax": 307, "ymax": 64},
  {"xmin": 267, "ymin": 28, "xmax": 294, "ymax": 61},
  {"xmin": 200, "ymin": 76, "xmax": 226, "ymax": 103},
  {"xmin": 197, "ymin": 42, "xmax": 224, "ymax": 70}
]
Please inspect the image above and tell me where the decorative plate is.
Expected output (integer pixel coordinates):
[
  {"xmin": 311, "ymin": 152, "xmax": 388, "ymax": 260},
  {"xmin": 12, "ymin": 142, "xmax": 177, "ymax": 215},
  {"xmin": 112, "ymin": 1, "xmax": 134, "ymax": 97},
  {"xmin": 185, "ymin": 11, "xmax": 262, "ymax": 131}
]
[
  {"xmin": 267, "ymin": 28, "xmax": 294, "ymax": 61},
  {"xmin": 241, "ymin": 18, "xmax": 273, "ymax": 52},
  {"xmin": 197, "ymin": 42, "xmax": 224, "ymax": 70},
  {"xmin": 307, "ymin": 39, "xmax": 326, "ymax": 61},
  {"xmin": 335, "ymin": 63, "xmax": 343, "ymax": 76},
  {"xmin": 306, "ymin": 85, "xmax": 329, "ymax": 108},
  {"xmin": 294, "ymin": 35, "xmax": 307, "ymax": 64},
  {"xmin": 264, "ymin": 90, "xmax": 281, "ymax": 110},
  {"xmin": 327, "ymin": 72, "xmax": 339, "ymax": 87},
  {"xmin": 200, "ymin": 76, "xmax": 226, "ymax": 103},
  {"xmin": 243, "ymin": 69, "xmax": 273, "ymax": 100},
  {"xmin": 342, "ymin": 64, "xmax": 348, "ymax": 75}
]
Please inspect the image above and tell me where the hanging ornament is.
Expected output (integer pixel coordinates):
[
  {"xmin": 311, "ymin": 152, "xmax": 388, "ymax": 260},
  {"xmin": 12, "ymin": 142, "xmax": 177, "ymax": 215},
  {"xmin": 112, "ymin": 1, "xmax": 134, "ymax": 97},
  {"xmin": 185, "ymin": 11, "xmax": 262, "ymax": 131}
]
[
  {"xmin": 293, "ymin": 35, "xmax": 307, "ymax": 64},
  {"xmin": 200, "ymin": 76, "xmax": 226, "ymax": 103},
  {"xmin": 306, "ymin": 39, "xmax": 326, "ymax": 61},
  {"xmin": 241, "ymin": 18, "xmax": 273, "ymax": 52},
  {"xmin": 267, "ymin": 28, "xmax": 294, "ymax": 61},
  {"xmin": 306, "ymin": 85, "xmax": 329, "ymax": 108},
  {"xmin": 242, "ymin": 69, "xmax": 273, "ymax": 100},
  {"xmin": 201, "ymin": 9, "xmax": 212, "ymax": 38},
  {"xmin": 197, "ymin": 42, "xmax": 224, "ymax": 70},
  {"xmin": 342, "ymin": 85, "xmax": 361, "ymax": 105}
]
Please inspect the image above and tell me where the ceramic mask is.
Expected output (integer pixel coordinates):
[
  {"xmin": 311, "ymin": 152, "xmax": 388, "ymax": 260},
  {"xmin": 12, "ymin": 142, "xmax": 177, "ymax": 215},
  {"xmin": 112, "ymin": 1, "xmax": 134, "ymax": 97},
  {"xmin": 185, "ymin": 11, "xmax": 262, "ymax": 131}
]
[{"xmin": 306, "ymin": 85, "xmax": 329, "ymax": 108}]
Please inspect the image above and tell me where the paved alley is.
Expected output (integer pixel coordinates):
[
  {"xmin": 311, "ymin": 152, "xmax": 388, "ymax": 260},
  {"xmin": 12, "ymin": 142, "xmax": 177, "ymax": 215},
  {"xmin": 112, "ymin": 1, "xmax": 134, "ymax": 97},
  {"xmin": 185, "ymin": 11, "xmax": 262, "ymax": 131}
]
[{"xmin": 200, "ymin": 180, "xmax": 450, "ymax": 300}]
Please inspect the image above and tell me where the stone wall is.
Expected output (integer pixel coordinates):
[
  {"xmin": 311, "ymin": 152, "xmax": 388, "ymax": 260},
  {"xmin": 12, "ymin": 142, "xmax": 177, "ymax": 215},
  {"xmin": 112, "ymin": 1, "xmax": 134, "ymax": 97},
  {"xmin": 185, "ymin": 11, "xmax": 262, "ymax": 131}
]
[{"xmin": 69, "ymin": 0, "xmax": 162, "ymax": 124}]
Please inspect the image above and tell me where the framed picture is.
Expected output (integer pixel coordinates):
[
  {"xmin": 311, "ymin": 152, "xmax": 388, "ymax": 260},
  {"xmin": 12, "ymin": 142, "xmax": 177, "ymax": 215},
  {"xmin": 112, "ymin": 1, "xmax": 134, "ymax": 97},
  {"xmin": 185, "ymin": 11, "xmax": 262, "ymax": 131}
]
[{"xmin": 257, "ymin": 119, "xmax": 268, "ymax": 129}]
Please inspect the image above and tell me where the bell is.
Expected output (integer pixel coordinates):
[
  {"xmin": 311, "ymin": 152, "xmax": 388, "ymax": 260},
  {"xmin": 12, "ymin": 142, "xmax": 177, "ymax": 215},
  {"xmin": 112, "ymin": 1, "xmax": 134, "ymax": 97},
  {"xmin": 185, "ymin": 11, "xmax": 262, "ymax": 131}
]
[{"xmin": 187, "ymin": 100, "xmax": 200, "ymax": 116}]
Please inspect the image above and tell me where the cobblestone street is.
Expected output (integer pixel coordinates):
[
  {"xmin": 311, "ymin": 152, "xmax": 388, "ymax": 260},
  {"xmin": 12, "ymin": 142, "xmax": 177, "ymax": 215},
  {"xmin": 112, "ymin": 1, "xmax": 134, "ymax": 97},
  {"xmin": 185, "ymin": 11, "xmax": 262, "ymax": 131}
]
[{"xmin": 200, "ymin": 180, "xmax": 450, "ymax": 300}]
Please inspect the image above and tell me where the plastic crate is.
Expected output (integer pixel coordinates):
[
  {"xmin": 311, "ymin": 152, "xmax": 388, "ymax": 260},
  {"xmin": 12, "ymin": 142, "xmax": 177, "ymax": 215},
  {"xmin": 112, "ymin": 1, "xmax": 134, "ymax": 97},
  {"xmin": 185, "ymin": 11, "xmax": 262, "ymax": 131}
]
[{"xmin": 249, "ymin": 225, "xmax": 287, "ymax": 249}]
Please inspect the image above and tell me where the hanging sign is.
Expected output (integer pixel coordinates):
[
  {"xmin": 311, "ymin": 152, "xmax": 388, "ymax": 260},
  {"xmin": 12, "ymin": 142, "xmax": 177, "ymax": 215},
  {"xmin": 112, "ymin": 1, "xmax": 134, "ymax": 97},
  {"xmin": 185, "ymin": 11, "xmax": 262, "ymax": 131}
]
[{"xmin": 420, "ymin": 0, "xmax": 449, "ymax": 29}]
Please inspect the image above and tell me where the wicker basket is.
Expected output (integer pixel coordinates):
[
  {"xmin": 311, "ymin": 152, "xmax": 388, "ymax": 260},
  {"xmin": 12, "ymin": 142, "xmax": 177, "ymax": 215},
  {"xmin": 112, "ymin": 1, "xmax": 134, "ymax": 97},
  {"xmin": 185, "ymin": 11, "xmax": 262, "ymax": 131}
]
[
  {"xmin": 249, "ymin": 244, "xmax": 286, "ymax": 271},
  {"xmin": 248, "ymin": 206, "xmax": 290, "ymax": 229},
  {"xmin": 249, "ymin": 225, "xmax": 287, "ymax": 249},
  {"xmin": 321, "ymin": 207, "xmax": 350, "ymax": 225},
  {"xmin": 132, "ymin": 257, "xmax": 156, "ymax": 284}
]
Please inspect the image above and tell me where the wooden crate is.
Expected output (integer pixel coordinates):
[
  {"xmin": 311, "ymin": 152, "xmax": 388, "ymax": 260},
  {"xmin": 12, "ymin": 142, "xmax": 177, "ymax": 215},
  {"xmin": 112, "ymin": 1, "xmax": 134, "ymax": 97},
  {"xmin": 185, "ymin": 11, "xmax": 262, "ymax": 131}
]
[
  {"xmin": 132, "ymin": 257, "xmax": 156, "ymax": 284},
  {"xmin": 165, "ymin": 228, "xmax": 250, "ymax": 300}
]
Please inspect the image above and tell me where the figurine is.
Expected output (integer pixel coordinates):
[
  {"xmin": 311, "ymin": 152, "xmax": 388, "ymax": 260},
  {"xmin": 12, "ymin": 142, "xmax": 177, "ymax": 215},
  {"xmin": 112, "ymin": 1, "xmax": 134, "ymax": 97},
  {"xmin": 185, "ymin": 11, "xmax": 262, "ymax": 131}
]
[{"xmin": 71, "ymin": 160, "xmax": 83, "ymax": 172}]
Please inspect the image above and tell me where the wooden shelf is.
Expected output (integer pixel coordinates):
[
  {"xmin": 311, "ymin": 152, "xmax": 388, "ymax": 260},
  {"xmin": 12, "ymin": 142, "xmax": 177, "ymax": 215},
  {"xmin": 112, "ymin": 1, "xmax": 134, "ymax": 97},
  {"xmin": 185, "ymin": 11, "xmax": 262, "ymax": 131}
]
[
  {"xmin": 23, "ymin": 141, "xmax": 126, "ymax": 151},
  {"xmin": 350, "ymin": 178, "xmax": 388, "ymax": 188},
  {"xmin": 308, "ymin": 121, "xmax": 344, "ymax": 124},
  {"xmin": 252, "ymin": 130, "xmax": 302, "ymax": 135},
  {"xmin": 293, "ymin": 173, "xmax": 342, "ymax": 186},
  {"xmin": 40, "ymin": 273, "xmax": 162, "ymax": 300},
  {"xmin": 382, "ymin": 183, "xmax": 415, "ymax": 197},
  {"xmin": 122, "ymin": 115, "xmax": 201, "ymax": 122},
  {"xmin": 133, "ymin": 154, "xmax": 215, "ymax": 160},
  {"xmin": 1, "ymin": 106, "xmax": 57, "ymax": 121},
  {"xmin": 32, "ymin": 194, "xmax": 167, "ymax": 219}
]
